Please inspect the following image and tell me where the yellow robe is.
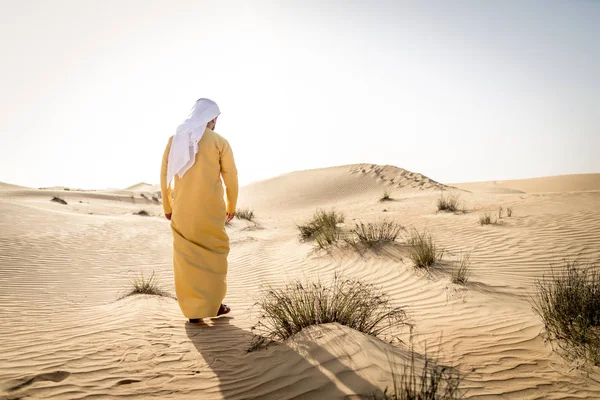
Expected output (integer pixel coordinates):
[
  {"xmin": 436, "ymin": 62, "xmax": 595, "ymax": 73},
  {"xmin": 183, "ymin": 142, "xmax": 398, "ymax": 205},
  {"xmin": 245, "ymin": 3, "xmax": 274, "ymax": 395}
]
[{"xmin": 160, "ymin": 128, "xmax": 238, "ymax": 319}]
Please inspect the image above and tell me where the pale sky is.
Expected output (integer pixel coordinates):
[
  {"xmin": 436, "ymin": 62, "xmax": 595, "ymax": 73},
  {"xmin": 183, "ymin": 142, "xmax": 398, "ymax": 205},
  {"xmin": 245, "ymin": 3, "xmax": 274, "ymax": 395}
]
[{"xmin": 1, "ymin": 0, "xmax": 598, "ymax": 189}]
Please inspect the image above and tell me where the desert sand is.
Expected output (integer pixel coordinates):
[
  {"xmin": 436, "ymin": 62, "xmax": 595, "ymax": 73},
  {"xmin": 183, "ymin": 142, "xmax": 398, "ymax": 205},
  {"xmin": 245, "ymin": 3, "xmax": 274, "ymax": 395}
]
[{"xmin": 1, "ymin": 164, "xmax": 599, "ymax": 399}]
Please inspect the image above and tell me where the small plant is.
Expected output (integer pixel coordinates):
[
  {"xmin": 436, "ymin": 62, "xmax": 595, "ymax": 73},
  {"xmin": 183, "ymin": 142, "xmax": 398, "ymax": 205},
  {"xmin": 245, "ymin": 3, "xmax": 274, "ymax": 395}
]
[
  {"xmin": 451, "ymin": 252, "xmax": 472, "ymax": 285},
  {"xmin": 437, "ymin": 192, "xmax": 460, "ymax": 212},
  {"xmin": 479, "ymin": 213, "xmax": 493, "ymax": 226},
  {"xmin": 250, "ymin": 275, "xmax": 408, "ymax": 351},
  {"xmin": 134, "ymin": 209, "xmax": 150, "ymax": 216},
  {"xmin": 380, "ymin": 189, "xmax": 393, "ymax": 202},
  {"xmin": 63, "ymin": 188, "xmax": 70, "ymax": 191},
  {"xmin": 297, "ymin": 209, "xmax": 345, "ymax": 242},
  {"xmin": 532, "ymin": 260, "xmax": 600, "ymax": 365},
  {"xmin": 498, "ymin": 207, "xmax": 504, "ymax": 219},
  {"xmin": 372, "ymin": 343, "xmax": 463, "ymax": 400},
  {"xmin": 347, "ymin": 220, "xmax": 404, "ymax": 248},
  {"xmin": 406, "ymin": 229, "xmax": 444, "ymax": 269},
  {"xmin": 51, "ymin": 196, "xmax": 68, "ymax": 205},
  {"xmin": 121, "ymin": 271, "xmax": 174, "ymax": 299},
  {"xmin": 507, "ymin": 207, "xmax": 513, "ymax": 217},
  {"xmin": 236, "ymin": 207, "xmax": 255, "ymax": 222}
]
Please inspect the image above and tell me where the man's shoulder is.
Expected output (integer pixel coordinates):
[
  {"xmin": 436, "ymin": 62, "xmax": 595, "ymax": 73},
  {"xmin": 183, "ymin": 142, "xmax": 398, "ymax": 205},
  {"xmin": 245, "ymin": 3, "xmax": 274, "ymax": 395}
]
[{"xmin": 206, "ymin": 129, "xmax": 229, "ymax": 145}]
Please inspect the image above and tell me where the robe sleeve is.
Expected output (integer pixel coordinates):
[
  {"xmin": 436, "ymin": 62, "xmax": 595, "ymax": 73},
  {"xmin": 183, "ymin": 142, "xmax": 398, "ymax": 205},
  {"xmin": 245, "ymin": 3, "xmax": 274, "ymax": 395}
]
[
  {"xmin": 220, "ymin": 139, "xmax": 238, "ymax": 214},
  {"xmin": 160, "ymin": 137, "xmax": 174, "ymax": 215}
]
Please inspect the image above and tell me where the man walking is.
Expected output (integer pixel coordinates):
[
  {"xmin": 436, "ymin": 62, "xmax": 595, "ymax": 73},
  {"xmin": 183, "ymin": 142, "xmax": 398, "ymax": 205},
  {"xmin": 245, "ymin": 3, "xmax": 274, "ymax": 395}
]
[{"xmin": 160, "ymin": 98, "xmax": 238, "ymax": 323}]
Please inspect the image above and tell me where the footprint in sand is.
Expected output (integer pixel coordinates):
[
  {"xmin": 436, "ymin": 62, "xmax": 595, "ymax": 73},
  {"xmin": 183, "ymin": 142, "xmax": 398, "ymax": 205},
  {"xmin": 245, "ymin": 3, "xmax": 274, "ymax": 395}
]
[{"xmin": 6, "ymin": 370, "xmax": 70, "ymax": 392}]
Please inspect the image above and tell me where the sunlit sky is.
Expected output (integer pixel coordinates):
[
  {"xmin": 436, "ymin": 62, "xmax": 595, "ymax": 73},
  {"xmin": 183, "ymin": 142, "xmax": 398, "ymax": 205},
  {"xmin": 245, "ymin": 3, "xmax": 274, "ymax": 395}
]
[{"xmin": 1, "ymin": 0, "xmax": 598, "ymax": 189}]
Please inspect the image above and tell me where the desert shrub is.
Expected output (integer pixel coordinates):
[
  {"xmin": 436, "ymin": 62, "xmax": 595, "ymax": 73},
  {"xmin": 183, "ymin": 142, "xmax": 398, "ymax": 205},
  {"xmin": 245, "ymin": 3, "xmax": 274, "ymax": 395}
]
[
  {"xmin": 380, "ymin": 190, "xmax": 393, "ymax": 202},
  {"xmin": 372, "ymin": 347, "xmax": 463, "ymax": 400},
  {"xmin": 51, "ymin": 196, "xmax": 67, "ymax": 205},
  {"xmin": 134, "ymin": 209, "xmax": 150, "ymax": 216},
  {"xmin": 507, "ymin": 207, "xmax": 513, "ymax": 217},
  {"xmin": 297, "ymin": 209, "xmax": 345, "ymax": 245},
  {"xmin": 236, "ymin": 207, "xmax": 255, "ymax": 222},
  {"xmin": 347, "ymin": 220, "xmax": 404, "ymax": 248},
  {"xmin": 451, "ymin": 252, "xmax": 472, "ymax": 285},
  {"xmin": 498, "ymin": 207, "xmax": 504, "ymax": 219},
  {"xmin": 406, "ymin": 229, "xmax": 444, "ymax": 269},
  {"xmin": 479, "ymin": 213, "xmax": 493, "ymax": 226},
  {"xmin": 532, "ymin": 260, "xmax": 600, "ymax": 365},
  {"xmin": 250, "ymin": 276, "xmax": 407, "ymax": 350},
  {"xmin": 437, "ymin": 192, "xmax": 460, "ymax": 212},
  {"xmin": 121, "ymin": 271, "xmax": 174, "ymax": 299}
]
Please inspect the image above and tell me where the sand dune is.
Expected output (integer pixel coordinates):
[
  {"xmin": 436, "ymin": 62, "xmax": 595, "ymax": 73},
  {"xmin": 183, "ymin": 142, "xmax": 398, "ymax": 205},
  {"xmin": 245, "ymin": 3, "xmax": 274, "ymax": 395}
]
[
  {"xmin": 1, "ymin": 166, "xmax": 599, "ymax": 399},
  {"xmin": 452, "ymin": 173, "xmax": 600, "ymax": 194}
]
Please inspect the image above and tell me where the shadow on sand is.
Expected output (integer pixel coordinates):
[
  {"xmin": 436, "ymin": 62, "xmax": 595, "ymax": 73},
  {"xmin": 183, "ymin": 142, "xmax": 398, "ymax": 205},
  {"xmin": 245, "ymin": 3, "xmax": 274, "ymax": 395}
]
[{"xmin": 185, "ymin": 317, "xmax": 383, "ymax": 400}]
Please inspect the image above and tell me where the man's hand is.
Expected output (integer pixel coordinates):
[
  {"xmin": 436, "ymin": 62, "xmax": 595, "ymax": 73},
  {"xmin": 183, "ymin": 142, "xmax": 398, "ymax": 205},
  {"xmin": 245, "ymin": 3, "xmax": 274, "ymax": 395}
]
[
  {"xmin": 165, "ymin": 213, "xmax": 172, "ymax": 221},
  {"xmin": 226, "ymin": 213, "xmax": 235, "ymax": 223}
]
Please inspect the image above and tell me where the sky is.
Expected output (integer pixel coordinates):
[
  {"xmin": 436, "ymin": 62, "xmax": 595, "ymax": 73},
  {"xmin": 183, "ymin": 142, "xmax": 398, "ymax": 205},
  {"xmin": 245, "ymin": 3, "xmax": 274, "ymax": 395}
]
[{"xmin": 0, "ymin": 0, "xmax": 598, "ymax": 189}]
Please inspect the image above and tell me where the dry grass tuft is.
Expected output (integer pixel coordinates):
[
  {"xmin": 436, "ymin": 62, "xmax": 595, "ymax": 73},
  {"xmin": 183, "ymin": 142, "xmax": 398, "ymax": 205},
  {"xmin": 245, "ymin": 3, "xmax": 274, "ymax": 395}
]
[
  {"xmin": 236, "ymin": 208, "xmax": 255, "ymax": 222},
  {"xmin": 371, "ymin": 343, "xmax": 463, "ymax": 400},
  {"xmin": 121, "ymin": 271, "xmax": 175, "ymax": 299},
  {"xmin": 380, "ymin": 190, "xmax": 393, "ymax": 202},
  {"xmin": 451, "ymin": 252, "xmax": 472, "ymax": 285},
  {"xmin": 51, "ymin": 196, "xmax": 68, "ymax": 205},
  {"xmin": 506, "ymin": 207, "xmax": 513, "ymax": 217},
  {"xmin": 134, "ymin": 209, "xmax": 150, "ymax": 216},
  {"xmin": 532, "ymin": 260, "xmax": 600, "ymax": 365},
  {"xmin": 250, "ymin": 275, "xmax": 408, "ymax": 351},
  {"xmin": 346, "ymin": 220, "xmax": 404, "ymax": 249},
  {"xmin": 437, "ymin": 192, "xmax": 461, "ymax": 213},
  {"xmin": 406, "ymin": 229, "xmax": 444, "ymax": 269},
  {"xmin": 479, "ymin": 213, "xmax": 494, "ymax": 226},
  {"xmin": 297, "ymin": 209, "xmax": 345, "ymax": 249}
]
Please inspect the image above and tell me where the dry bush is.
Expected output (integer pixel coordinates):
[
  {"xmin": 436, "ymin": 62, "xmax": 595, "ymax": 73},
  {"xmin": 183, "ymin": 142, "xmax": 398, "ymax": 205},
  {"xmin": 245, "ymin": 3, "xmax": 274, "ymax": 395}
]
[
  {"xmin": 346, "ymin": 220, "xmax": 404, "ymax": 249},
  {"xmin": 121, "ymin": 271, "xmax": 174, "ymax": 299},
  {"xmin": 406, "ymin": 229, "xmax": 444, "ymax": 269},
  {"xmin": 297, "ymin": 209, "xmax": 345, "ymax": 249},
  {"xmin": 51, "ymin": 196, "xmax": 67, "ymax": 205},
  {"xmin": 250, "ymin": 275, "xmax": 408, "ymax": 351},
  {"xmin": 479, "ymin": 213, "xmax": 494, "ymax": 226},
  {"xmin": 532, "ymin": 260, "xmax": 600, "ymax": 365},
  {"xmin": 372, "ymin": 346, "xmax": 463, "ymax": 400},
  {"xmin": 451, "ymin": 252, "xmax": 472, "ymax": 285},
  {"xmin": 380, "ymin": 189, "xmax": 393, "ymax": 202},
  {"xmin": 236, "ymin": 207, "xmax": 255, "ymax": 222},
  {"xmin": 134, "ymin": 209, "xmax": 150, "ymax": 216},
  {"xmin": 507, "ymin": 207, "xmax": 513, "ymax": 217},
  {"xmin": 437, "ymin": 192, "xmax": 460, "ymax": 213}
]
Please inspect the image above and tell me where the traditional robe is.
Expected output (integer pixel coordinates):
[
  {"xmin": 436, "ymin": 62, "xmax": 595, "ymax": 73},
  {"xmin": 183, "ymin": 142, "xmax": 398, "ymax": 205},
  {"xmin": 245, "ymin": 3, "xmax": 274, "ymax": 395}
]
[{"xmin": 160, "ymin": 127, "xmax": 238, "ymax": 319}]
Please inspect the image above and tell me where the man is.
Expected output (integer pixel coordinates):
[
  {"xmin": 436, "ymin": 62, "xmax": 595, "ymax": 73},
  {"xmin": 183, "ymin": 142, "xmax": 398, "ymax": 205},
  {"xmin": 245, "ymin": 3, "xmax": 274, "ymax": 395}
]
[{"xmin": 160, "ymin": 98, "xmax": 238, "ymax": 323}]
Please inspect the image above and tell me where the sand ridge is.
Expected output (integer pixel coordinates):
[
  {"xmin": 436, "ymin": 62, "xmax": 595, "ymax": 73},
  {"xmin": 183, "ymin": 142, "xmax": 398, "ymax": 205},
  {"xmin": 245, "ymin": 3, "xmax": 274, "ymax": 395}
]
[{"xmin": 1, "ymin": 166, "xmax": 599, "ymax": 399}]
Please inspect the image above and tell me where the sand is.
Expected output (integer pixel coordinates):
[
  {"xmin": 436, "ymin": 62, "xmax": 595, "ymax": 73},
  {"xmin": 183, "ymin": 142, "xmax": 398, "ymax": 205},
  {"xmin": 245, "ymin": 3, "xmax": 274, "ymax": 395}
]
[{"xmin": 1, "ymin": 164, "xmax": 599, "ymax": 399}]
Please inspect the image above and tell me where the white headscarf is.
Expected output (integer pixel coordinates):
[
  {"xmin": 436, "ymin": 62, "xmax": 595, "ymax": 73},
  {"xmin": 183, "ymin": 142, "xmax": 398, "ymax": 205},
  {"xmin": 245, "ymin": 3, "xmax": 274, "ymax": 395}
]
[{"xmin": 167, "ymin": 98, "xmax": 221, "ymax": 184}]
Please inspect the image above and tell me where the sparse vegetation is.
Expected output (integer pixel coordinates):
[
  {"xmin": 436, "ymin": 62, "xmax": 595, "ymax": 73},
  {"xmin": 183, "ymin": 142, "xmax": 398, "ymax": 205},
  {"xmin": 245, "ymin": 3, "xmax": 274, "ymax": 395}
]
[
  {"xmin": 437, "ymin": 192, "xmax": 460, "ymax": 213},
  {"xmin": 380, "ymin": 189, "xmax": 393, "ymax": 202},
  {"xmin": 372, "ymin": 346, "xmax": 463, "ymax": 400},
  {"xmin": 451, "ymin": 252, "xmax": 472, "ymax": 285},
  {"xmin": 532, "ymin": 260, "xmax": 600, "ymax": 365},
  {"xmin": 134, "ymin": 209, "xmax": 150, "ymax": 216},
  {"xmin": 250, "ymin": 275, "xmax": 408, "ymax": 350},
  {"xmin": 498, "ymin": 207, "xmax": 504, "ymax": 219},
  {"xmin": 406, "ymin": 229, "xmax": 444, "ymax": 269},
  {"xmin": 507, "ymin": 207, "xmax": 513, "ymax": 217},
  {"xmin": 51, "ymin": 196, "xmax": 68, "ymax": 205},
  {"xmin": 479, "ymin": 213, "xmax": 493, "ymax": 226},
  {"xmin": 236, "ymin": 207, "xmax": 255, "ymax": 222},
  {"xmin": 121, "ymin": 271, "xmax": 174, "ymax": 299},
  {"xmin": 346, "ymin": 220, "xmax": 404, "ymax": 249},
  {"xmin": 297, "ymin": 209, "xmax": 345, "ymax": 246}
]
